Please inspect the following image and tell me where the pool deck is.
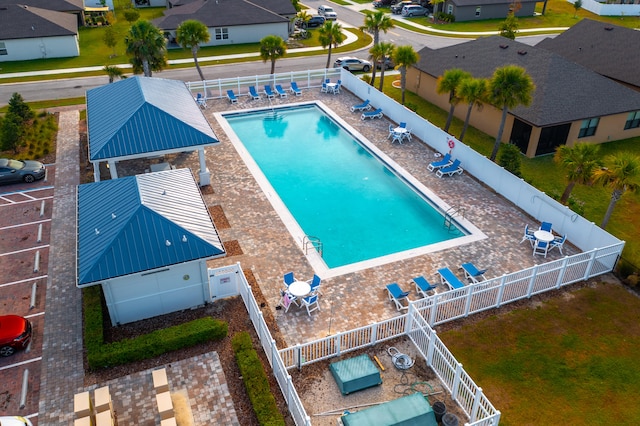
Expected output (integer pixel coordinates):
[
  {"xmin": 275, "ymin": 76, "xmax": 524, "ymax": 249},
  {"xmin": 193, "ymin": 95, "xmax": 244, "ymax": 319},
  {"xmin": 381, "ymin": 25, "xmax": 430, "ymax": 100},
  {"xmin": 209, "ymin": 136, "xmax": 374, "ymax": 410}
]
[{"xmin": 148, "ymin": 88, "xmax": 577, "ymax": 347}]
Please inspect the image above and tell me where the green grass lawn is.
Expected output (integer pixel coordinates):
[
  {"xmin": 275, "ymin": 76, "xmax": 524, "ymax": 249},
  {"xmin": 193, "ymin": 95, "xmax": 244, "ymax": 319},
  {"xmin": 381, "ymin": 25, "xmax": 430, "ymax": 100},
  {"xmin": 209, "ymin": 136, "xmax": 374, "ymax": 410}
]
[{"xmin": 439, "ymin": 282, "xmax": 640, "ymax": 425}]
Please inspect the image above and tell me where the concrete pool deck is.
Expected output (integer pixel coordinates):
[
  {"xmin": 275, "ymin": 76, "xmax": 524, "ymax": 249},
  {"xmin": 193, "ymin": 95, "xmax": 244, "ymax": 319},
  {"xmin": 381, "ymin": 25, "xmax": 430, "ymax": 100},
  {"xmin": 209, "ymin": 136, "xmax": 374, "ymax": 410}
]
[{"xmin": 141, "ymin": 88, "xmax": 578, "ymax": 346}]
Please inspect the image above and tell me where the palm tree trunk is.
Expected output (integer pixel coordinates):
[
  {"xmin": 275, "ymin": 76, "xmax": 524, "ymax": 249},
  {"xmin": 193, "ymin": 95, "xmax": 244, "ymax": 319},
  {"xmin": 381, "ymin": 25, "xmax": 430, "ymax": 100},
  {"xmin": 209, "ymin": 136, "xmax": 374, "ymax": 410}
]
[
  {"xmin": 460, "ymin": 103, "xmax": 473, "ymax": 141},
  {"xmin": 271, "ymin": 58, "xmax": 276, "ymax": 74},
  {"xmin": 560, "ymin": 181, "xmax": 576, "ymax": 204},
  {"xmin": 378, "ymin": 67, "xmax": 386, "ymax": 92},
  {"xmin": 400, "ymin": 69, "xmax": 407, "ymax": 105},
  {"xmin": 444, "ymin": 102, "xmax": 455, "ymax": 132},
  {"xmin": 600, "ymin": 190, "xmax": 622, "ymax": 229},
  {"xmin": 143, "ymin": 59, "xmax": 151, "ymax": 77},
  {"xmin": 192, "ymin": 47, "xmax": 205, "ymax": 80},
  {"xmin": 326, "ymin": 44, "xmax": 333, "ymax": 69},
  {"xmin": 491, "ymin": 105, "xmax": 509, "ymax": 161},
  {"xmin": 370, "ymin": 66, "xmax": 377, "ymax": 87}
]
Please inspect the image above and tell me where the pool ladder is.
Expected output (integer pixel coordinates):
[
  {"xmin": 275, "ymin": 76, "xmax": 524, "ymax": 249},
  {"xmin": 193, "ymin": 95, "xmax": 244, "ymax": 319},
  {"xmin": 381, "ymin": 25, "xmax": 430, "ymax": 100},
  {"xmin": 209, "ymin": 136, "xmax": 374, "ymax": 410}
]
[
  {"xmin": 444, "ymin": 206, "xmax": 465, "ymax": 232},
  {"xmin": 303, "ymin": 235, "xmax": 323, "ymax": 257}
]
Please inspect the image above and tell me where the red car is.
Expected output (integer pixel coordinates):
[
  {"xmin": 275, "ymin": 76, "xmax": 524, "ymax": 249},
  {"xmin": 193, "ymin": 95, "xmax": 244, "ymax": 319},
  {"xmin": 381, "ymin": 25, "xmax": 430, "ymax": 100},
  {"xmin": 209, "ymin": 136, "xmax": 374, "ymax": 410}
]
[{"xmin": 0, "ymin": 315, "xmax": 32, "ymax": 357}]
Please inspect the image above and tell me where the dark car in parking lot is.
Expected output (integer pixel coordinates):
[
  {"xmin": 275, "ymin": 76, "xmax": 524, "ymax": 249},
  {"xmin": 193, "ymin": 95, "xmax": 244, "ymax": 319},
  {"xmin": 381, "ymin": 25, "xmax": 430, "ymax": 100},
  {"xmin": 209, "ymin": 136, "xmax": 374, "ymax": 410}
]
[
  {"xmin": 373, "ymin": 0, "xmax": 397, "ymax": 7},
  {"xmin": 391, "ymin": 1, "xmax": 415, "ymax": 13},
  {"xmin": 299, "ymin": 15, "xmax": 325, "ymax": 28},
  {"xmin": 0, "ymin": 158, "xmax": 46, "ymax": 184},
  {"xmin": 0, "ymin": 315, "xmax": 32, "ymax": 357},
  {"xmin": 377, "ymin": 57, "xmax": 395, "ymax": 70}
]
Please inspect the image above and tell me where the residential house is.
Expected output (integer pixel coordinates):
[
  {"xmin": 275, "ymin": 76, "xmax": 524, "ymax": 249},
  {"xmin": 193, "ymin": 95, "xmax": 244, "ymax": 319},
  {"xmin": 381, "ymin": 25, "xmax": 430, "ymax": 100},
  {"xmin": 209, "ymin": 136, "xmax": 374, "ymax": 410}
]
[
  {"xmin": 407, "ymin": 36, "xmax": 640, "ymax": 156},
  {"xmin": 0, "ymin": 4, "xmax": 79, "ymax": 61},
  {"xmin": 439, "ymin": 0, "xmax": 538, "ymax": 21}
]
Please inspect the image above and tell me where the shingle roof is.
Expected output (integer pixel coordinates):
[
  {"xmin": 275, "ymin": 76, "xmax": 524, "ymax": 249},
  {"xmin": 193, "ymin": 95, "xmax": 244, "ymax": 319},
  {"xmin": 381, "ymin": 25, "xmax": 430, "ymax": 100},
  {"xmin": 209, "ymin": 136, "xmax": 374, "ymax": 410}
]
[
  {"xmin": 0, "ymin": 0, "xmax": 83, "ymax": 12},
  {"xmin": 414, "ymin": 36, "xmax": 640, "ymax": 127},
  {"xmin": 0, "ymin": 4, "xmax": 77, "ymax": 39},
  {"xmin": 537, "ymin": 19, "xmax": 640, "ymax": 90},
  {"xmin": 86, "ymin": 76, "xmax": 219, "ymax": 162},
  {"xmin": 77, "ymin": 168, "xmax": 225, "ymax": 286},
  {"xmin": 153, "ymin": 0, "xmax": 293, "ymax": 30}
]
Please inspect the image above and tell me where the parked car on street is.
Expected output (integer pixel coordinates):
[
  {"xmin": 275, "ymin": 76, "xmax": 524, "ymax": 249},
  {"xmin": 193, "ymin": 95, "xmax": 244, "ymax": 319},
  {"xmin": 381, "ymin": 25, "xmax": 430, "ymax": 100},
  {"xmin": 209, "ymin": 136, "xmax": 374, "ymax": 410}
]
[
  {"xmin": 0, "ymin": 315, "xmax": 32, "ymax": 356},
  {"xmin": 0, "ymin": 417, "xmax": 33, "ymax": 426},
  {"xmin": 298, "ymin": 15, "xmax": 325, "ymax": 28},
  {"xmin": 333, "ymin": 57, "xmax": 372, "ymax": 72},
  {"xmin": 402, "ymin": 4, "xmax": 429, "ymax": 16},
  {"xmin": 318, "ymin": 5, "xmax": 337, "ymax": 20},
  {"xmin": 377, "ymin": 57, "xmax": 395, "ymax": 69},
  {"xmin": 373, "ymin": 0, "xmax": 397, "ymax": 7},
  {"xmin": 391, "ymin": 1, "xmax": 415, "ymax": 14},
  {"xmin": 0, "ymin": 158, "xmax": 46, "ymax": 184}
]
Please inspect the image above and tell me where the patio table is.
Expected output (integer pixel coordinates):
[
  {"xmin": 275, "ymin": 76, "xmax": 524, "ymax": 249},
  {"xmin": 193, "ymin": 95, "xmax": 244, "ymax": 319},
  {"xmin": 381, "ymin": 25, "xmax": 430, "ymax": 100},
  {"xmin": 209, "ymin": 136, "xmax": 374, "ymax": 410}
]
[
  {"xmin": 534, "ymin": 230, "xmax": 554, "ymax": 243},
  {"xmin": 288, "ymin": 281, "xmax": 311, "ymax": 298}
]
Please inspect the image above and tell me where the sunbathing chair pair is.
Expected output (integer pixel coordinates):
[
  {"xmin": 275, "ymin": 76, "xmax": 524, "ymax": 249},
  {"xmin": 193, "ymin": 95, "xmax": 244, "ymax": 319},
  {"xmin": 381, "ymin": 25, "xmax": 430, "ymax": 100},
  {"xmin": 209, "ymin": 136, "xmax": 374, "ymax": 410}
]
[
  {"xmin": 361, "ymin": 108, "xmax": 383, "ymax": 120},
  {"xmin": 435, "ymin": 159, "xmax": 463, "ymax": 178},
  {"xmin": 350, "ymin": 99, "xmax": 372, "ymax": 112}
]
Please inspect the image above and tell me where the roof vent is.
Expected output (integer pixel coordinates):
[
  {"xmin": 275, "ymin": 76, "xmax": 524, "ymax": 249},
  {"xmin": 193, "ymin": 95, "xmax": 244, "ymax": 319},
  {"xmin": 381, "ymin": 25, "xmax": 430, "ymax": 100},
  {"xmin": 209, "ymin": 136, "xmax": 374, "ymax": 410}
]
[
  {"xmin": 517, "ymin": 50, "xmax": 527, "ymax": 55},
  {"xmin": 111, "ymin": 213, "xmax": 116, "ymax": 219},
  {"xmin": 165, "ymin": 240, "xmax": 172, "ymax": 247},
  {"xmin": 162, "ymin": 190, "xmax": 167, "ymax": 195},
  {"xmin": 604, "ymin": 26, "xmax": 613, "ymax": 31},
  {"xmin": 499, "ymin": 44, "xmax": 509, "ymax": 49},
  {"xmin": 182, "ymin": 235, "xmax": 187, "ymax": 243},
  {"xmin": 95, "ymin": 228, "xmax": 100, "ymax": 235}
]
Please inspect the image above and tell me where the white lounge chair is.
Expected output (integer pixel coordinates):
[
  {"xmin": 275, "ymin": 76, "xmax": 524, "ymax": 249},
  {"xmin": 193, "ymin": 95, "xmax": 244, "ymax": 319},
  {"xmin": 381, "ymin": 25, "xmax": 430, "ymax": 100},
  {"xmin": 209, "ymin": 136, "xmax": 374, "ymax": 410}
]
[
  {"xmin": 350, "ymin": 99, "xmax": 372, "ymax": 112},
  {"xmin": 437, "ymin": 267, "xmax": 466, "ymax": 290},
  {"xmin": 385, "ymin": 283, "xmax": 410, "ymax": 311},
  {"xmin": 248, "ymin": 86, "xmax": 261, "ymax": 100},
  {"xmin": 461, "ymin": 263, "xmax": 487, "ymax": 283},
  {"xmin": 275, "ymin": 84, "xmax": 288, "ymax": 98},
  {"xmin": 427, "ymin": 153, "xmax": 452, "ymax": 172},
  {"xmin": 264, "ymin": 85, "xmax": 276, "ymax": 99},
  {"xmin": 226, "ymin": 89, "xmax": 238, "ymax": 104},
  {"xmin": 412, "ymin": 276, "xmax": 437, "ymax": 298},
  {"xmin": 361, "ymin": 108, "xmax": 383, "ymax": 120},
  {"xmin": 290, "ymin": 82, "xmax": 302, "ymax": 96},
  {"xmin": 435, "ymin": 159, "xmax": 463, "ymax": 178}
]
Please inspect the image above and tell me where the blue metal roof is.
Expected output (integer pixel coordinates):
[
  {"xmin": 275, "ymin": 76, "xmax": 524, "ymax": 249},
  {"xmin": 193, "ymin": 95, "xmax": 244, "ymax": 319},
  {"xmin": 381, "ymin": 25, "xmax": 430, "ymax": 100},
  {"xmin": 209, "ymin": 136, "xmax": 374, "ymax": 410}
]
[
  {"xmin": 77, "ymin": 169, "xmax": 225, "ymax": 286},
  {"xmin": 86, "ymin": 76, "xmax": 218, "ymax": 161}
]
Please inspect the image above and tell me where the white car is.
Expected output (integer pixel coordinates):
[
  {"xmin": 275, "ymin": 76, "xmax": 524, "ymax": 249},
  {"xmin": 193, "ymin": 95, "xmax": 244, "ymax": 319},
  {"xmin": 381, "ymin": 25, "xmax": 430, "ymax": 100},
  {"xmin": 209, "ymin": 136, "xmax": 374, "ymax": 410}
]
[
  {"xmin": 0, "ymin": 417, "xmax": 33, "ymax": 426},
  {"xmin": 333, "ymin": 57, "xmax": 372, "ymax": 72},
  {"xmin": 317, "ymin": 5, "xmax": 337, "ymax": 20}
]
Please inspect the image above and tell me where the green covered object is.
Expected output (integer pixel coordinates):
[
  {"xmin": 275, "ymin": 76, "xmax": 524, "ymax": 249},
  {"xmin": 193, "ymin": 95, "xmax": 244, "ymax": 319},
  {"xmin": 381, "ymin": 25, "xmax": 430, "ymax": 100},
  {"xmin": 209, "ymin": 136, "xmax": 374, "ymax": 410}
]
[
  {"xmin": 329, "ymin": 354, "xmax": 382, "ymax": 395},
  {"xmin": 341, "ymin": 393, "xmax": 438, "ymax": 426}
]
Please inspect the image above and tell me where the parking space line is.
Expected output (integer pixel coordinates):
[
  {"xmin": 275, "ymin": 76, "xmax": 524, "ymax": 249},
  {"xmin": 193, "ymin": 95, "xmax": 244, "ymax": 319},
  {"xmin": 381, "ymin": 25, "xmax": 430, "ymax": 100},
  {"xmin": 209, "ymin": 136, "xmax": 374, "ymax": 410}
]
[
  {"xmin": 0, "ymin": 195, "xmax": 53, "ymax": 205},
  {"xmin": 0, "ymin": 186, "xmax": 55, "ymax": 197},
  {"xmin": 0, "ymin": 244, "xmax": 49, "ymax": 257},
  {"xmin": 25, "ymin": 413, "xmax": 38, "ymax": 420},
  {"xmin": 0, "ymin": 275, "xmax": 48, "ymax": 288},
  {"xmin": 0, "ymin": 356, "xmax": 42, "ymax": 371},
  {"xmin": 0, "ymin": 218, "xmax": 51, "ymax": 231}
]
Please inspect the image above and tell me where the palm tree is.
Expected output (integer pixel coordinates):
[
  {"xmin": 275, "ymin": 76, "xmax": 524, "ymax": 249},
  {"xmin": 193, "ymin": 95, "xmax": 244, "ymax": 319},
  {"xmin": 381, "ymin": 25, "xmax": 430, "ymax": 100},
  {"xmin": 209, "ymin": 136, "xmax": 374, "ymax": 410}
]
[
  {"xmin": 295, "ymin": 10, "xmax": 311, "ymax": 28},
  {"xmin": 125, "ymin": 20, "xmax": 167, "ymax": 77},
  {"xmin": 376, "ymin": 42, "xmax": 395, "ymax": 91},
  {"xmin": 592, "ymin": 153, "xmax": 640, "ymax": 229},
  {"xmin": 437, "ymin": 68, "xmax": 472, "ymax": 133},
  {"xmin": 553, "ymin": 143, "xmax": 602, "ymax": 204},
  {"xmin": 259, "ymin": 35, "xmax": 287, "ymax": 74},
  {"xmin": 360, "ymin": 10, "xmax": 394, "ymax": 46},
  {"xmin": 318, "ymin": 21, "xmax": 346, "ymax": 69},
  {"xmin": 458, "ymin": 77, "xmax": 488, "ymax": 142},
  {"xmin": 103, "ymin": 65, "xmax": 126, "ymax": 83},
  {"xmin": 175, "ymin": 19, "xmax": 210, "ymax": 81},
  {"xmin": 488, "ymin": 65, "xmax": 535, "ymax": 161},
  {"xmin": 392, "ymin": 45, "xmax": 419, "ymax": 105}
]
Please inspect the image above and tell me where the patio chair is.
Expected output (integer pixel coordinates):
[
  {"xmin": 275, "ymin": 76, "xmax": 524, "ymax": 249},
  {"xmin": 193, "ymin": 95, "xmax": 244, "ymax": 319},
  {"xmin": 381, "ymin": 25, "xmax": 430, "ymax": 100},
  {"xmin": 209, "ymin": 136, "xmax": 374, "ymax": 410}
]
[
  {"xmin": 264, "ymin": 85, "xmax": 276, "ymax": 99},
  {"xmin": 301, "ymin": 294, "xmax": 320, "ymax": 316},
  {"xmin": 540, "ymin": 221, "xmax": 553, "ymax": 232},
  {"xmin": 387, "ymin": 124, "xmax": 395, "ymax": 139},
  {"xmin": 435, "ymin": 159, "xmax": 463, "ymax": 178},
  {"xmin": 226, "ymin": 89, "xmax": 238, "ymax": 104},
  {"xmin": 283, "ymin": 271, "xmax": 295, "ymax": 287},
  {"xmin": 307, "ymin": 274, "xmax": 322, "ymax": 295},
  {"xmin": 427, "ymin": 153, "xmax": 452, "ymax": 172},
  {"xmin": 404, "ymin": 128, "xmax": 413, "ymax": 141},
  {"xmin": 399, "ymin": 122, "xmax": 407, "ymax": 128},
  {"xmin": 412, "ymin": 276, "xmax": 437, "ymax": 298},
  {"xmin": 461, "ymin": 262, "xmax": 487, "ymax": 283},
  {"xmin": 550, "ymin": 234, "xmax": 567, "ymax": 254},
  {"xmin": 437, "ymin": 267, "xmax": 466, "ymax": 290},
  {"xmin": 275, "ymin": 84, "xmax": 288, "ymax": 98},
  {"xmin": 321, "ymin": 82, "xmax": 329, "ymax": 93},
  {"xmin": 391, "ymin": 132, "xmax": 404, "ymax": 145},
  {"xmin": 195, "ymin": 93, "xmax": 207, "ymax": 109},
  {"xmin": 278, "ymin": 289, "xmax": 297, "ymax": 312},
  {"xmin": 533, "ymin": 239, "xmax": 549, "ymax": 258},
  {"xmin": 350, "ymin": 99, "xmax": 371, "ymax": 112},
  {"xmin": 248, "ymin": 86, "xmax": 261, "ymax": 100},
  {"xmin": 520, "ymin": 224, "xmax": 536, "ymax": 246},
  {"xmin": 333, "ymin": 79, "xmax": 342, "ymax": 94},
  {"xmin": 385, "ymin": 283, "xmax": 411, "ymax": 311},
  {"xmin": 290, "ymin": 81, "xmax": 302, "ymax": 96},
  {"xmin": 361, "ymin": 108, "xmax": 383, "ymax": 120}
]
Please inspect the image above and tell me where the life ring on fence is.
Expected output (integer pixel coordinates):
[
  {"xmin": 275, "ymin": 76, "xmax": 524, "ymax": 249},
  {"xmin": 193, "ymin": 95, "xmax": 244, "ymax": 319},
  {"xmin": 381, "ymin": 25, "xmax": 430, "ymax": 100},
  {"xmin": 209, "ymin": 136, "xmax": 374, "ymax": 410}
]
[{"xmin": 448, "ymin": 139, "xmax": 455, "ymax": 149}]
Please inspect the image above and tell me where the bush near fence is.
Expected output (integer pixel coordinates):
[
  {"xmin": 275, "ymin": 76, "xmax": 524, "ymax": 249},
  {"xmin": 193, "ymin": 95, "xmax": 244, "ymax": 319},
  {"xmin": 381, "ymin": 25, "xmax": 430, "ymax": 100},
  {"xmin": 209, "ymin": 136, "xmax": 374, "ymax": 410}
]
[{"xmin": 83, "ymin": 286, "xmax": 228, "ymax": 370}]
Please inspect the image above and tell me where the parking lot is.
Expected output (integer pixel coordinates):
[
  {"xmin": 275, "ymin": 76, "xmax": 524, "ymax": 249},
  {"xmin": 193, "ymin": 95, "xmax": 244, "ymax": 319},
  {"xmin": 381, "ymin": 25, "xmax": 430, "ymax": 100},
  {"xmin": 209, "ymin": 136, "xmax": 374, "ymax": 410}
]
[{"xmin": 0, "ymin": 167, "xmax": 56, "ymax": 425}]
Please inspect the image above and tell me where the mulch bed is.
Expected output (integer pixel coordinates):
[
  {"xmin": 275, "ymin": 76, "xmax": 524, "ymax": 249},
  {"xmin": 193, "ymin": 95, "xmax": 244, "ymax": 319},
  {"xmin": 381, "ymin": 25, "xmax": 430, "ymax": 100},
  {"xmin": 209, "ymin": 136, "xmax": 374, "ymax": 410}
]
[{"xmin": 209, "ymin": 205, "xmax": 230, "ymax": 229}]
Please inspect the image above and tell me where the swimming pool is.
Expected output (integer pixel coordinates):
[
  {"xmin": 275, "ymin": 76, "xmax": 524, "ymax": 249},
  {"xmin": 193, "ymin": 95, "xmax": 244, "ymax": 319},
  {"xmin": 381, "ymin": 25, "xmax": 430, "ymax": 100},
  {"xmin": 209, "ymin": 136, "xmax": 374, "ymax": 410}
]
[{"xmin": 219, "ymin": 102, "xmax": 484, "ymax": 276}]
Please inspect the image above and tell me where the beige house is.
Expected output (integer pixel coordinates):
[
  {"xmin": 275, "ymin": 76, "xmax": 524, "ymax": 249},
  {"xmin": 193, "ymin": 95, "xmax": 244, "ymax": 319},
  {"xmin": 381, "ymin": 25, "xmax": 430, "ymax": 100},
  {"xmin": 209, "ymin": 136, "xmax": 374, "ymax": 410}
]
[{"xmin": 407, "ymin": 36, "xmax": 640, "ymax": 157}]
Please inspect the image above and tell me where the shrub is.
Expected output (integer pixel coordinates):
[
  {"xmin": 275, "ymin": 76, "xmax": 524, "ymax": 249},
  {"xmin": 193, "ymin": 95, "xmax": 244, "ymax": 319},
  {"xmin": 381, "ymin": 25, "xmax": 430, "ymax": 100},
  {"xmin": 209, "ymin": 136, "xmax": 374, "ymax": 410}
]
[
  {"xmin": 123, "ymin": 9, "xmax": 140, "ymax": 23},
  {"xmin": 498, "ymin": 143, "xmax": 522, "ymax": 177},
  {"xmin": 232, "ymin": 332, "xmax": 285, "ymax": 426}
]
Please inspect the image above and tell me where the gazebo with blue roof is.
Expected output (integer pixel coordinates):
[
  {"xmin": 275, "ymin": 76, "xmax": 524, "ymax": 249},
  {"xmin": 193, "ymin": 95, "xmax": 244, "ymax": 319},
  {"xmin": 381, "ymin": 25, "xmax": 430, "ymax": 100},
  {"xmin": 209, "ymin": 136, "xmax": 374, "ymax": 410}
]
[
  {"xmin": 77, "ymin": 168, "xmax": 226, "ymax": 325},
  {"xmin": 86, "ymin": 75, "xmax": 219, "ymax": 186}
]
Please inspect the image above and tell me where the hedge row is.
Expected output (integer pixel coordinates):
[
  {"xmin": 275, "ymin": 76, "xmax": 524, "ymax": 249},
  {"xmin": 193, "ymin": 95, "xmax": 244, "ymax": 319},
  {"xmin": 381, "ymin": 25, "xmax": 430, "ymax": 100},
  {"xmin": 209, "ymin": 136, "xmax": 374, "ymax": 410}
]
[
  {"xmin": 83, "ymin": 287, "xmax": 228, "ymax": 370},
  {"xmin": 232, "ymin": 332, "xmax": 285, "ymax": 426}
]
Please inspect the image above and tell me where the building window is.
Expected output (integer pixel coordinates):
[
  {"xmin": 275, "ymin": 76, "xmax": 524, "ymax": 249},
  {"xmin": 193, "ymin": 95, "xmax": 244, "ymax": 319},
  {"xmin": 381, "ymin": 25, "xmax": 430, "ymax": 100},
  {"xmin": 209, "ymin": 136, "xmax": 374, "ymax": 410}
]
[
  {"xmin": 215, "ymin": 28, "xmax": 228, "ymax": 40},
  {"xmin": 0, "ymin": 42, "xmax": 7, "ymax": 55},
  {"xmin": 475, "ymin": 7, "xmax": 481, "ymax": 16},
  {"xmin": 447, "ymin": 4, "xmax": 453, "ymax": 14},
  {"xmin": 624, "ymin": 111, "xmax": 640, "ymax": 130},
  {"xmin": 578, "ymin": 118, "xmax": 599, "ymax": 138}
]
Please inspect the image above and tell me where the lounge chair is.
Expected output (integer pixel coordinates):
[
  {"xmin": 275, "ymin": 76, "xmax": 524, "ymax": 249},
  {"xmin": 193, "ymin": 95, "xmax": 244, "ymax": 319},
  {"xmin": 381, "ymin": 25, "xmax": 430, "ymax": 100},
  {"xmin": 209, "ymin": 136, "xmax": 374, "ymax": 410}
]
[
  {"xmin": 437, "ymin": 267, "xmax": 466, "ymax": 290},
  {"xmin": 301, "ymin": 294, "xmax": 320, "ymax": 316},
  {"xmin": 290, "ymin": 82, "xmax": 302, "ymax": 96},
  {"xmin": 226, "ymin": 89, "xmax": 238, "ymax": 104},
  {"xmin": 461, "ymin": 263, "xmax": 487, "ymax": 283},
  {"xmin": 350, "ymin": 99, "xmax": 371, "ymax": 112},
  {"xmin": 549, "ymin": 234, "xmax": 566, "ymax": 254},
  {"xmin": 533, "ymin": 240, "xmax": 549, "ymax": 257},
  {"xmin": 275, "ymin": 84, "xmax": 288, "ymax": 98},
  {"xmin": 264, "ymin": 85, "xmax": 276, "ymax": 99},
  {"xmin": 385, "ymin": 283, "xmax": 410, "ymax": 311},
  {"xmin": 248, "ymin": 86, "xmax": 261, "ymax": 100},
  {"xmin": 412, "ymin": 276, "xmax": 437, "ymax": 298},
  {"xmin": 520, "ymin": 224, "xmax": 536, "ymax": 246},
  {"xmin": 361, "ymin": 108, "xmax": 383, "ymax": 120},
  {"xmin": 435, "ymin": 159, "xmax": 463, "ymax": 178},
  {"xmin": 427, "ymin": 153, "xmax": 452, "ymax": 171},
  {"xmin": 540, "ymin": 221, "xmax": 553, "ymax": 232}
]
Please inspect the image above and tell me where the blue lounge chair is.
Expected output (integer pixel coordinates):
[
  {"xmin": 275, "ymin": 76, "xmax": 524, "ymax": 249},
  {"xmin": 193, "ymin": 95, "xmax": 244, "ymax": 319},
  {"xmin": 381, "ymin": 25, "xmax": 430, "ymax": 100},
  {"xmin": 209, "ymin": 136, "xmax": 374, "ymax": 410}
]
[
  {"xmin": 437, "ymin": 267, "xmax": 466, "ymax": 290},
  {"xmin": 264, "ymin": 85, "xmax": 276, "ymax": 99},
  {"xmin": 361, "ymin": 108, "xmax": 383, "ymax": 120},
  {"xmin": 350, "ymin": 99, "xmax": 371, "ymax": 112},
  {"xmin": 248, "ymin": 86, "xmax": 261, "ymax": 100},
  {"xmin": 435, "ymin": 159, "xmax": 463, "ymax": 178},
  {"xmin": 427, "ymin": 153, "xmax": 452, "ymax": 171},
  {"xmin": 461, "ymin": 263, "xmax": 487, "ymax": 283},
  {"xmin": 275, "ymin": 84, "xmax": 288, "ymax": 98},
  {"xmin": 540, "ymin": 221, "xmax": 553, "ymax": 232},
  {"xmin": 412, "ymin": 276, "xmax": 437, "ymax": 298},
  {"xmin": 385, "ymin": 283, "xmax": 410, "ymax": 311},
  {"xmin": 226, "ymin": 89, "xmax": 238, "ymax": 104},
  {"xmin": 290, "ymin": 82, "xmax": 302, "ymax": 96}
]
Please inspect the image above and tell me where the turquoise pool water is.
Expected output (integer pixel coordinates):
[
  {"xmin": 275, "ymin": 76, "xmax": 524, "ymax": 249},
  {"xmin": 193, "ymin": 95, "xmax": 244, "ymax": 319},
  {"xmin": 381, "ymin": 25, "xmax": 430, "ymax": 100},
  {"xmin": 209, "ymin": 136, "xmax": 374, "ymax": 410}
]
[{"xmin": 224, "ymin": 104, "xmax": 464, "ymax": 268}]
